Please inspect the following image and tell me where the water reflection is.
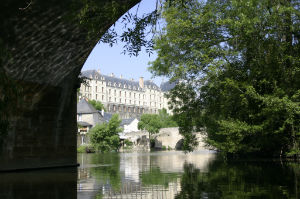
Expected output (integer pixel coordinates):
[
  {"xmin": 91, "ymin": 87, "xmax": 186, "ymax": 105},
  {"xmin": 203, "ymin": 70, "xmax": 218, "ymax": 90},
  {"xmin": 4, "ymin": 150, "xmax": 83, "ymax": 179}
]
[
  {"xmin": 78, "ymin": 151, "xmax": 300, "ymax": 199},
  {"xmin": 0, "ymin": 168, "xmax": 77, "ymax": 199},
  {"xmin": 77, "ymin": 150, "xmax": 216, "ymax": 198},
  {"xmin": 1, "ymin": 151, "xmax": 299, "ymax": 199},
  {"xmin": 176, "ymin": 160, "xmax": 300, "ymax": 199}
]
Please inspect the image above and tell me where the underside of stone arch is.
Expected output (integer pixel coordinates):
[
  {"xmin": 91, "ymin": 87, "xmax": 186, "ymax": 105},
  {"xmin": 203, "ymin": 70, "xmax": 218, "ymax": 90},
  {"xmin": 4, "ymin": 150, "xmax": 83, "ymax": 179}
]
[{"xmin": 0, "ymin": 0, "xmax": 140, "ymax": 171}]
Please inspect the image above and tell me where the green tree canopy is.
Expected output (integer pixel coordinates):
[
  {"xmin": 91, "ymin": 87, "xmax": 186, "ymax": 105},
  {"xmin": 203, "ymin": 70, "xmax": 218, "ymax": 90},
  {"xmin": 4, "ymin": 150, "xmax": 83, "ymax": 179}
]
[
  {"xmin": 158, "ymin": 108, "xmax": 178, "ymax": 128},
  {"xmin": 138, "ymin": 114, "xmax": 163, "ymax": 140},
  {"xmin": 89, "ymin": 114, "xmax": 122, "ymax": 152},
  {"xmin": 88, "ymin": 99, "xmax": 106, "ymax": 111},
  {"xmin": 150, "ymin": 0, "xmax": 300, "ymax": 156}
]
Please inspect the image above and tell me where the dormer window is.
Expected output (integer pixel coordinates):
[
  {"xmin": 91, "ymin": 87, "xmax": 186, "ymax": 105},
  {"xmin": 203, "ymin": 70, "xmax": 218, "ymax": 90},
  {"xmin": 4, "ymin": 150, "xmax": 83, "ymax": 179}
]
[
  {"xmin": 119, "ymin": 83, "xmax": 121, "ymax": 87},
  {"xmin": 129, "ymin": 85, "xmax": 131, "ymax": 89},
  {"xmin": 124, "ymin": 85, "xmax": 127, "ymax": 88},
  {"xmin": 114, "ymin": 83, "xmax": 117, "ymax": 87}
]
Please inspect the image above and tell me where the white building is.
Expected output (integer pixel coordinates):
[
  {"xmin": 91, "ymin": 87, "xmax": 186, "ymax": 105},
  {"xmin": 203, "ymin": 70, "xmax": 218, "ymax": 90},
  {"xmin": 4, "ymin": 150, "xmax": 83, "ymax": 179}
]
[{"xmin": 79, "ymin": 70, "xmax": 175, "ymax": 119}]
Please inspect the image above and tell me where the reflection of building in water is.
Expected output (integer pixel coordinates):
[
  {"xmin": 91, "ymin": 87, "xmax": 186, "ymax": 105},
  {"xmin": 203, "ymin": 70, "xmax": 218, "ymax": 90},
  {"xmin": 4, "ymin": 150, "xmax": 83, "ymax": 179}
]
[
  {"xmin": 119, "ymin": 152, "xmax": 151, "ymax": 183},
  {"xmin": 76, "ymin": 151, "xmax": 216, "ymax": 199}
]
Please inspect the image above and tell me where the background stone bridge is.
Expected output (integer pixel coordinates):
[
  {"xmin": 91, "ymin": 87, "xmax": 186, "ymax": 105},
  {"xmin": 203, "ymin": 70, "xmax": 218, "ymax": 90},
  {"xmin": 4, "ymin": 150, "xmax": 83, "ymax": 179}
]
[{"xmin": 0, "ymin": 0, "xmax": 140, "ymax": 171}]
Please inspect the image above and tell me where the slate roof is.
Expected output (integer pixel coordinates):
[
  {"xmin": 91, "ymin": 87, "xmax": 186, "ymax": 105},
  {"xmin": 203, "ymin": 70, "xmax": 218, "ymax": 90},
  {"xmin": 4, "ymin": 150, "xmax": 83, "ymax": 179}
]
[
  {"xmin": 102, "ymin": 112, "xmax": 113, "ymax": 122},
  {"xmin": 77, "ymin": 121, "xmax": 92, "ymax": 127},
  {"xmin": 121, "ymin": 118, "xmax": 136, "ymax": 126},
  {"xmin": 81, "ymin": 70, "xmax": 160, "ymax": 91},
  {"xmin": 160, "ymin": 81, "xmax": 177, "ymax": 92},
  {"xmin": 77, "ymin": 98, "xmax": 98, "ymax": 114}
]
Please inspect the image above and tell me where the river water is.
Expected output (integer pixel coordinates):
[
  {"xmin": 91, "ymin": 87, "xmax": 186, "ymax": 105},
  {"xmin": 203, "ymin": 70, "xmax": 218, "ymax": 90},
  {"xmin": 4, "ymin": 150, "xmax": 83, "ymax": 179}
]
[{"xmin": 1, "ymin": 150, "xmax": 300, "ymax": 198}]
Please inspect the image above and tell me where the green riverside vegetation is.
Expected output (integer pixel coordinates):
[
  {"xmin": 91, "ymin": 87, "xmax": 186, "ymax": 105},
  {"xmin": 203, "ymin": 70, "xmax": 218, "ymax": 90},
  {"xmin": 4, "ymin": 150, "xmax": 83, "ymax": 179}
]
[
  {"xmin": 149, "ymin": 0, "xmax": 300, "ymax": 157},
  {"xmin": 89, "ymin": 114, "xmax": 122, "ymax": 152}
]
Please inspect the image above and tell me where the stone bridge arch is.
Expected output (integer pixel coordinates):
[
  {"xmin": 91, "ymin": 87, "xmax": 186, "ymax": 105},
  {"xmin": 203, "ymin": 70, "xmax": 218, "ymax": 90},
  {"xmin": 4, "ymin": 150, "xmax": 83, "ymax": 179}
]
[{"xmin": 0, "ymin": 0, "xmax": 141, "ymax": 171}]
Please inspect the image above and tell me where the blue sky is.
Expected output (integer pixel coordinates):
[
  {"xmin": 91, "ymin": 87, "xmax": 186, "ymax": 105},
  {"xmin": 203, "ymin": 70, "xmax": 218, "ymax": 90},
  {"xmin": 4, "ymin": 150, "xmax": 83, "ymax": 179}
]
[{"xmin": 82, "ymin": 0, "xmax": 165, "ymax": 85}]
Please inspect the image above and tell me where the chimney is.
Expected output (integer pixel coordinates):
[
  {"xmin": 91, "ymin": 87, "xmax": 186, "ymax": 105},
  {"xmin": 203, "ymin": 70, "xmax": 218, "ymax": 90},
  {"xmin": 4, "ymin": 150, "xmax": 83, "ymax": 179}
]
[
  {"xmin": 97, "ymin": 69, "xmax": 101, "ymax": 74},
  {"xmin": 139, "ymin": 77, "xmax": 144, "ymax": 88},
  {"xmin": 110, "ymin": 73, "xmax": 114, "ymax": 77},
  {"xmin": 120, "ymin": 75, "xmax": 123, "ymax": 79}
]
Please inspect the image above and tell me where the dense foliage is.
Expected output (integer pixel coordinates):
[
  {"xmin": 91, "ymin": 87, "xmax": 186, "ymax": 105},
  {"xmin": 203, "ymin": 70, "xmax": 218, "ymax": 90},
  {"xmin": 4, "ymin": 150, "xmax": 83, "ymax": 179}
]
[
  {"xmin": 158, "ymin": 108, "xmax": 178, "ymax": 127},
  {"xmin": 88, "ymin": 99, "xmax": 106, "ymax": 111},
  {"xmin": 89, "ymin": 114, "xmax": 122, "ymax": 152},
  {"xmin": 150, "ymin": 0, "xmax": 300, "ymax": 156}
]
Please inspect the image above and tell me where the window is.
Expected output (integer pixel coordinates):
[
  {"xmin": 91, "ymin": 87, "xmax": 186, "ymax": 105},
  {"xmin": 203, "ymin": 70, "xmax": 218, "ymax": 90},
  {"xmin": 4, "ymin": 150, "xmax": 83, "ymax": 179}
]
[
  {"xmin": 102, "ymin": 87, "xmax": 104, "ymax": 92},
  {"xmin": 114, "ymin": 89, "xmax": 116, "ymax": 95},
  {"xmin": 119, "ymin": 91, "xmax": 121, "ymax": 96},
  {"xmin": 96, "ymin": 94, "xmax": 97, "ymax": 100},
  {"xmin": 130, "ymin": 100, "xmax": 131, "ymax": 104},
  {"xmin": 119, "ymin": 98, "xmax": 121, "ymax": 103},
  {"xmin": 134, "ymin": 93, "xmax": 136, "ymax": 98},
  {"xmin": 78, "ymin": 114, "xmax": 82, "ymax": 121},
  {"xmin": 115, "ymin": 98, "xmax": 116, "ymax": 102},
  {"xmin": 109, "ymin": 89, "xmax": 111, "ymax": 94},
  {"xmin": 96, "ymin": 86, "xmax": 97, "ymax": 92},
  {"xmin": 129, "ymin": 92, "xmax": 131, "ymax": 98},
  {"xmin": 102, "ymin": 95, "xmax": 104, "ymax": 100},
  {"xmin": 109, "ymin": 97, "xmax": 111, "ymax": 102}
]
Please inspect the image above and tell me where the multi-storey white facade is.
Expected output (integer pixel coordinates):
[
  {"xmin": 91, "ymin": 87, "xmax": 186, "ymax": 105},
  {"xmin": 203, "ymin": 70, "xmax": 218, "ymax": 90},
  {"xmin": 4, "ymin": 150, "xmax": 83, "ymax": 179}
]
[{"xmin": 79, "ymin": 70, "xmax": 174, "ymax": 119}]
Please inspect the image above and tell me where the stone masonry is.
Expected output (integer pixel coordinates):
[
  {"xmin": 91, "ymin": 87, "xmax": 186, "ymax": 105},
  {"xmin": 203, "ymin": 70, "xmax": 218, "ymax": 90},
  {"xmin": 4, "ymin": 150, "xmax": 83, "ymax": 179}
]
[{"xmin": 0, "ymin": 0, "xmax": 140, "ymax": 171}]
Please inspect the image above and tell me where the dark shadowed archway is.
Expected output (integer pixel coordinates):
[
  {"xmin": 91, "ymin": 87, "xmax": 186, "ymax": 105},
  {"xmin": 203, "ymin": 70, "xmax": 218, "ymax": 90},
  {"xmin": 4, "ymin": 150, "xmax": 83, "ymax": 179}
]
[{"xmin": 0, "ymin": 0, "xmax": 141, "ymax": 171}]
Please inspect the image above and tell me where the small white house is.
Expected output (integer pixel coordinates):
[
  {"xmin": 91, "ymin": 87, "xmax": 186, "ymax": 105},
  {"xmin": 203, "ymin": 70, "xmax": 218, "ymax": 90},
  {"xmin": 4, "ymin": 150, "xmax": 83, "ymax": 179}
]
[{"xmin": 121, "ymin": 118, "xmax": 139, "ymax": 133}]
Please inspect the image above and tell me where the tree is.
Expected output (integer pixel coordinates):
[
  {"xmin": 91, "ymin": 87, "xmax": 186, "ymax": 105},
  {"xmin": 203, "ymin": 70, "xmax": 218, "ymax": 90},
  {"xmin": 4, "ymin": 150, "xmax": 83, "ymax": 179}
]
[
  {"xmin": 158, "ymin": 108, "xmax": 178, "ymax": 128},
  {"xmin": 89, "ymin": 114, "xmax": 122, "ymax": 152},
  {"xmin": 150, "ymin": 0, "xmax": 300, "ymax": 156},
  {"xmin": 88, "ymin": 99, "xmax": 106, "ymax": 111},
  {"xmin": 138, "ymin": 114, "xmax": 163, "ymax": 143}
]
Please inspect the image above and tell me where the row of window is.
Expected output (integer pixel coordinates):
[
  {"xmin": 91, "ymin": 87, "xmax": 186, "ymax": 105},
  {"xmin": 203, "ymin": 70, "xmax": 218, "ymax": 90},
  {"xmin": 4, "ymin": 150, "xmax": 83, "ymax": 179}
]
[
  {"xmin": 88, "ymin": 78, "xmax": 160, "ymax": 91},
  {"xmin": 107, "ymin": 105, "xmax": 158, "ymax": 114}
]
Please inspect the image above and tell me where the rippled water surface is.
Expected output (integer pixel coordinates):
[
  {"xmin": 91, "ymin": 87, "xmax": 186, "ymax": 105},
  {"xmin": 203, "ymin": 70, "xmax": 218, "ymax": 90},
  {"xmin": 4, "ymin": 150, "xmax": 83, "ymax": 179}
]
[{"xmin": 1, "ymin": 150, "xmax": 300, "ymax": 199}]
